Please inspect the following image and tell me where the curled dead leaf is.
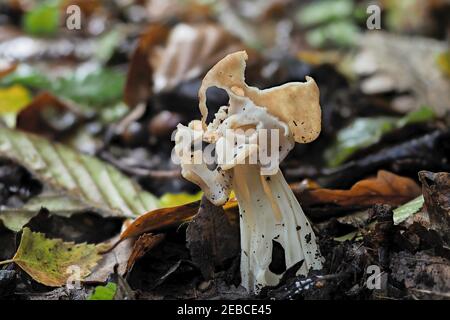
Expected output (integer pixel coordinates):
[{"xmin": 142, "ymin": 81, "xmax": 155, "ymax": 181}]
[
  {"xmin": 118, "ymin": 198, "xmax": 239, "ymax": 243},
  {"xmin": 298, "ymin": 170, "xmax": 421, "ymax": 207},
  {"xmin": 119, "ymin": 201, "xmax": 201, "ymax": 241}
]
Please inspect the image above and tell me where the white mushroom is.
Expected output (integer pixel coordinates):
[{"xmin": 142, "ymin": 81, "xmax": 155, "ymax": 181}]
[{"xmin": 174, "ymin": 51, "xmax": 323, "ymax": 293}]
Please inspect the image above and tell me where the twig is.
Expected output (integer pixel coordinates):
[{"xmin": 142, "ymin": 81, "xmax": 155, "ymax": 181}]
[{"xmin": 410, "ymin": 288, "xmax": 450, "ymax": 298}]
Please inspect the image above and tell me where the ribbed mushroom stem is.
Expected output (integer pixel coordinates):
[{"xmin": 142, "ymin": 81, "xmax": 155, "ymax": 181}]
[{"xmin": 233, "ymin": 165, "xmax": 323, "ymax": 293}]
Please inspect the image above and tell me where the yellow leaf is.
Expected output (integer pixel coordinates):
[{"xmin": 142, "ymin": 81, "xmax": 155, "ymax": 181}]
[
  {"xmin": 436, "ymin": 51, "xmax": 450, "ymax": 78},
  {"xmin": 159, "ymin": 191, "xmax": 203, "ymax": 208},
  {"xmin": 0, "ymin": 228, "xmax": 104, "ymax": 287},
  {"xmin": 0, "ymin": 85, "xmax": 31, "ymax": 114}
]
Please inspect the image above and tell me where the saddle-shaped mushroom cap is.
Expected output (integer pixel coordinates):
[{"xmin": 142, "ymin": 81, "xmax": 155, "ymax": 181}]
[{"xmin": 198, "ymin": 51, "xmax": 322, "ymax": 144}]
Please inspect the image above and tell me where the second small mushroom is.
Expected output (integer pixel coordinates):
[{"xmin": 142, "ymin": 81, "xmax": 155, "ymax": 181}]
[{"xmin": 175, "ymin": 51, "xmax": 324, "ymax": 293}]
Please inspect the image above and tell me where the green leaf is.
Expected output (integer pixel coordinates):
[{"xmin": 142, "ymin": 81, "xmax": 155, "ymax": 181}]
[
  {"xmin": 95, "ymin": 29, "xmax": 123, "ymax": 63},
  {"xmin": 325, "ymin": 117, "xmax": 397, "ymax": 167},
  {"xmin": 88, "ymin": 282, "xmax": 117, "ymax": 300},
  {"xmin": 0, "ymin": 127, "xmax": 159, "ymax": 227},
  {"xmin": 159, "ymin": 192, "xmax": 203, "ymax": 208},
  {"xmin": 51, "ymin": 68, "xmax": 126, "ymax": 108},
  {"xmin": 23, "ymin": 1, "xmax": 61, "ymax": 36},
  {"xmin": 396, "ymin": 106, "xmax": 436, "ymax": 127},
  {"xmin": 297, "ymin": 0, "xmax": 354, "ymax": 27},
  {"xmin": 0, "ymin": 193, "xmax": 97, "ymax": 232},
  {"xmin": 0, "ymin": 211, "xmax": 36, "ymax": 233},
  {"xmin": 325, "ymin": 107, "xmax": 436, "ymax": 167},
  {"xmin": 333, "ymin": 230, "xmax": 362, "ymax": 242},
  {"xmin": 305, "ymin": 20, "xmax": 359, "ymax": 48},
  {"xmin": 393, "ymin": 195, "xmax": 424, "ymax": 225},
  {"xmin": 1, "ymin": 65, "xmax": 125, "ymax": 109},
  {"xmin": 0, "ymin": 228, "xmax": 103, "ymax": 287},
  {"xmin": 0, "ymin": 65, "xmax": 52, "ymax": 89}
]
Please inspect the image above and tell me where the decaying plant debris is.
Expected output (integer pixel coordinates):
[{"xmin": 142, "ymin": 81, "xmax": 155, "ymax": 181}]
[{"xmin": 0, "ymin": 0, "xmax": 450, "ymax": 300}]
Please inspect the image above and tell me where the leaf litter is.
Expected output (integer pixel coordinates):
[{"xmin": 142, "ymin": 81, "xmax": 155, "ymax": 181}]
[{"xmin": 0, "ymin": 0, "xmax": 449, "ymax": 301}]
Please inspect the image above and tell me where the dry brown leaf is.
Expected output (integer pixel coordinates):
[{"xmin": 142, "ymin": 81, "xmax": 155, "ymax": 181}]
[
  {"xmin": 419, "ymin": 171, "xmax": 450, "ymax": 242},
  {"xmin": 0, "ymin": 62, "xmax": 17, "ymax": 78},
  {"xmin": 84, "ymin": 235, "xmax": 134, "ymax": 283},
  {"xmin": 118, "ymin": 198, "xmax": 239, "ymax": 243},
  {"xmin": 16, "ymin": 91, "xmax": 85, "ymax": 139},
  {"xmin": 124, "ymin": 24, "xmax": 170, "ymax": 108},
  {"xmin": 299, "ymin": 170, "xmax": 421, "ymax": 207},
  {"xmin": 151, "ymin": 23, "xmax": 245, "ymax": 93},
  {"xmin": 119, "ymin": 201, "xmax": 201, "ymax": 241},
  {"xmin": 353, "ymin": 32, "xmax": 449, "ymax": 115},
  {"xmin": 126, "ymin": 233, "xmax": 165, "ymax": 273},
  {"xmin": 186, "ymin": 196, "xmax": 239, "ymax": 280}
]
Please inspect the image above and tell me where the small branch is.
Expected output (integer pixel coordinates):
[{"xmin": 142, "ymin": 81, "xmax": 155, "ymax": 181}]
[
  {"xmin": 410, "ymin": 288, "xmax": 450, "ymax": 298},
  {"xmin": 100, "ymin": 152, "xmax": 181, "ymax": 179}
]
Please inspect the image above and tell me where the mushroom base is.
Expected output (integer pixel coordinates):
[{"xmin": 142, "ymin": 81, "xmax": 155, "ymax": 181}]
[{"xmin": 233, "ymin": 165, "xmax": 323, "ymax": 293}]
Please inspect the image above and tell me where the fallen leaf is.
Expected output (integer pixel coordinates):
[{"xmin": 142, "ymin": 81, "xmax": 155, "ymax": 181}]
[
  {"xmin": 436, "ymin": 51, "xmax": 450, "ymax": 78},
  {"xmin": 124, "ymin": 24, "xmax": 169, "ymax": 108},
  {"xmin": 22, "ymin": 1, "xmax": 60, "ymax": 36},
  {"xmin": 119, "ymin": 201, "xmax": 201, "ymax": 241},
  {"xmin": 186, "ymin": 196, "xmax": 240, "ymax": 279},
  {"xmin": 296, "ymin": 0, "xmax": 354, "ymax": 27},
  {"xmin": 300, "ymin": 170, "xmax": 421, "ymax": 207},
  {"xmin": 0, "ymin": 62, "xmax": 17, "ymax": 78},
  {"xmin": 2, "ymin": 65, "xmax": 126, "ymax": 113},
  {"xmin": 0, "ymin": 192, "xmax": 103, "ymax": 232},
  {"xmin": 0, "ymin": 127, "xmax": 159, "ymax": 224},
  {"xmin": 0, "ymin": 65, "xmax": 52, "ymax": 89},
  {"xmin": 320, "ymin": 129, "xmax": 450, "ymax": 189},
  {"xmin": 126, "ymin": 233, "xmax": 165, "ymax": 273},
  {"xmin": 305, "ymin": 20, "xmax": 359, "ymax": 48},
  {"xmin": 393, "ymin": 195, "xmax": 424, "ymax": 225},
  {"xmin": 296, "ymin": 0, "xmax": 358, "ymax": 48},
  {"xmin": 390, "ymin": 251, "xmax": 450, "ymax": 299},
  {"xmin": 159, "ymin": 191, "xmax": 203, "ymax": 208},
  {"xmin": 16, "ymin": 91, "xmax": 86, "ymax": 139},
  {"xmin": 151, "ymin": 23, "xmax": 244, "ymax": 93},
  {"xmin": 88, "ymin": 282, "xmax": 117, "ymax": 300},
  {"xmin": 119, "ymin": 198, "xmax": 239, "ymax": 242},
  {"xmin": 419, "ymin": 171, "xmax": 450, "ymax": 242},
  {"xmin": 383, "ymin": 0, "xmax": 447, "ymax": 34},
  {"xmin": 84, "ymin": 236, "xmax": 134, "ymax": 283},
  {"xmin": 325, "ymin": 106, "xmax": 436, "ymax": 167},
  {"xmin": 0, "ymin": 228, "xmax": 103, "ymax": 287},
  {"xmin": 0, "ymin": 85, "xmax": 31, "ymax": 114},
  {"xmin": 51, "ymin": 68, "xmax": 126, "ymax": 110},
  {"xmin": 353, "ymin": 32, "xmax": 450, "ymax": 115},
  {"xmin": 333, "ymin": 230, "xmax": 361, "ymax": 242}
]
